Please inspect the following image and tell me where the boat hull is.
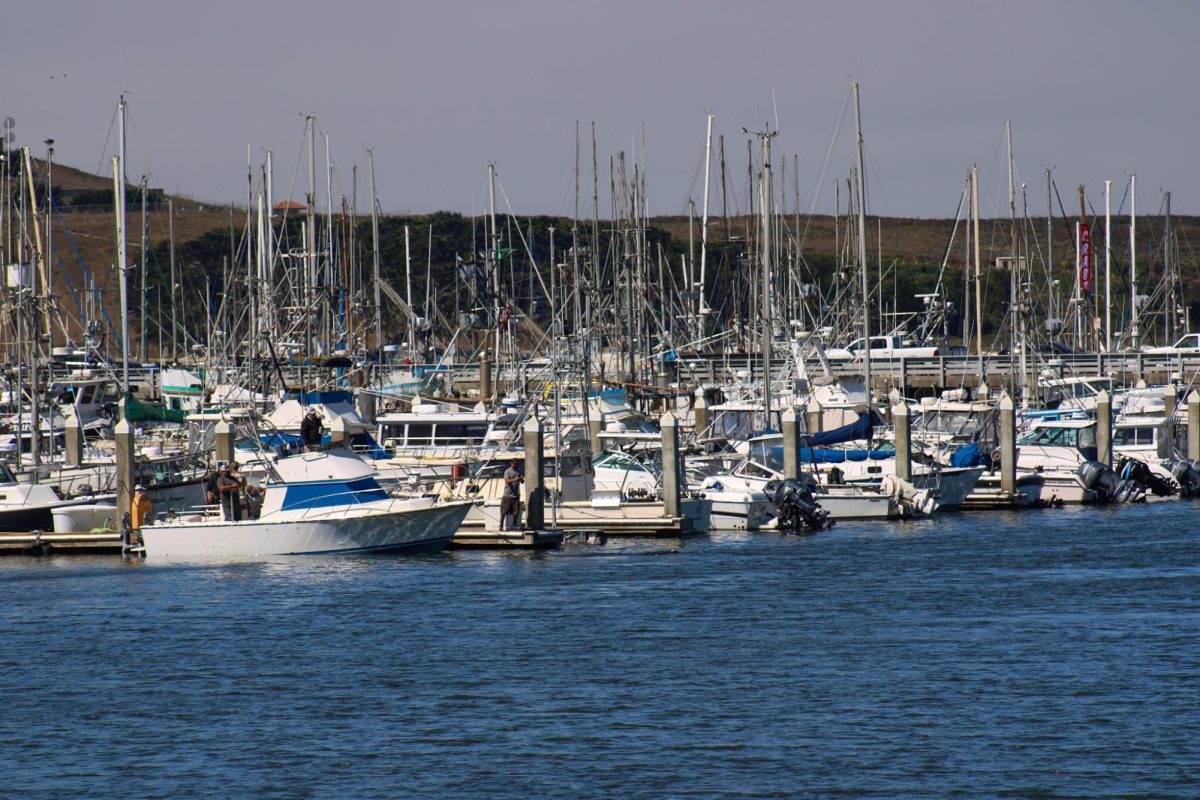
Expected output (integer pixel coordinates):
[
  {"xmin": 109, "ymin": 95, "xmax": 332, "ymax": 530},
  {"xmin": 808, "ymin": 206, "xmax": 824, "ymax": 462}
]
[{"xmin": 140, "ymin": 499, "xmax": 473, "ymax": 558}]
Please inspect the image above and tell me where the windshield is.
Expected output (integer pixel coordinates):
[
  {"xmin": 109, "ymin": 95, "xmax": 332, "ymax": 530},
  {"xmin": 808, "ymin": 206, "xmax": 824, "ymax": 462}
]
[{"xmin": 1019, "ymin": 426, "xmax": 1095, "ymax": 448}]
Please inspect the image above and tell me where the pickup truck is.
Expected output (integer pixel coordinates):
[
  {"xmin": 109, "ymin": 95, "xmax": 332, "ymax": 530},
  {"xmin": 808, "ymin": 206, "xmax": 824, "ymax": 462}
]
[
  {"xmin": 1143, "ymin": 334, "xmax": 1200, "ymax": 354},
  {"xmin": 824, "ymin": 335, "xmax": 946, "ymax": 361}
]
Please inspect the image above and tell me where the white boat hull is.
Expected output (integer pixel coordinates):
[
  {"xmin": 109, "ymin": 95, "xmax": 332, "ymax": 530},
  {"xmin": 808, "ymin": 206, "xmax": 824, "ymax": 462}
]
[{"xmin": 140, "ymin": 499, "xmax": 473, "ymax": 557}]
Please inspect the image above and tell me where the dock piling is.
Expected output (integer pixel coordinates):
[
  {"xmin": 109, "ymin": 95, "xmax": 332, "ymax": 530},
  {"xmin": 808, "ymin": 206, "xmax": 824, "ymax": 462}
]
[
  {"xmin": 1096, "ymin": 390, "xmax": 1112, "ymax": 467},
  {"xmin": 1188, "ymin": 391, "xmax": 1200, "ymax": 461},
  {"xmin": 523, "ymin": 416, "xmax": 545, "ymax": 531},
  {"xmin": 660, "ymin": 412, "xmax": 681, "ymax": 519},
  {"xmin": 999, "ymin": 392, "xmax": 1016, "ymax": 495},
  {"xmin": 215, "ymin": 418, "xmax": 235, "ymax": 466},
  {"xmin": 693, "ymin": 388, "xmax": 709, "ymax": 438},
  {"xmin": 782, "ymin": 405, "xmax": 801, "ymax": 481},
  {"xmin": 64, "ymin": 410, "xmax": 83, "ymax": 468},
  {"xmin": 114, "ymin": 416, "xmax": 135, "ymax": 535},
  {"xmin": 893, "ymin": 401, "xmax": 912, "ymax": 481}
]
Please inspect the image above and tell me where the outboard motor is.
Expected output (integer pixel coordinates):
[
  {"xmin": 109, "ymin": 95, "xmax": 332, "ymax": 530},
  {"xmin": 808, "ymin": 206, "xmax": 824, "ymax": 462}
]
[
  {"xmin": 1117, "ymin": 457, "xmax": 1177, "ymax": 498},
  {"xmin": 1077, "ymin": 460, "xmax": 1122, "ymax": 503},
  {"xmin": 1170, "ymin": 458, "xmax": 1200, "ymax": 498},
  {"xmin": 765, "ymin": 478, "xmax": 832, "ymax": 534}
]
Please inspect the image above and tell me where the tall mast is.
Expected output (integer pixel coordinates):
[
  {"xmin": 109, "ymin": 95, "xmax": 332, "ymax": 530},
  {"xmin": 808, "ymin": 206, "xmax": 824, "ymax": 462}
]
[
  {"xmin": 1129, "ymin": 173, "xmax": 1137, "ymax": 349},
  {"xmin": 1006, "ymin": 121, "xmax": 1025, "ymax": 405},
  {"xmin": 853, "ymin": 81, "xmax": 871, "ymax": 410},
  {"xmin": 754, "ymin": 128, "xmax": 776, "ymax": 425},
  {"xmin": 698, "ymin": 112, "xmax": 713, "ymax": 342},
  {"xmin": 115, "ymin": 96, "xmax": 130, "ymax": 395},
  {"xmin": 246, "ymin": 144, "xmax": 254, "ymax": 362},
  {"xmin": 264, "ymin": 150, "xmax": 275, "ymax": 349},
  {"xmin": 972, "ymin": 165, "xmax": 982, "ymax": 360},
  {"xmin": 305, "ymin": 115, "xmax": 317, "ymax": 356},
  {"xmin": 1104, "ymin": 179, "xmax": 1111, "ymax": 352},
  {"xmin": 366, "ymin": 149, "xmax": 381, "ymax": 368},
  {"xmin": 44, "ymin": 138, "xmax": 54, "ymax": 345},
  {"xmin": 1047, "ymin": 169, "xmax": 1054, "ymax": 331},
  {"xmin": 1164, "ymin": 191, "xmax": 1173, "ymax": 343},
  {"xmin": 404, "ymin": 224, "xmax": 413, "ymax": 356},
  {"xmin": 488, "ymin": 163, "xmax": 500, "ymax": 398},
  {"xmin": 168, "ymin": 197, "xmax": 177, "ymax": 362},
  {"xmin": 139, "ymin": 175, "xmax": 148, "ymax": 362}
]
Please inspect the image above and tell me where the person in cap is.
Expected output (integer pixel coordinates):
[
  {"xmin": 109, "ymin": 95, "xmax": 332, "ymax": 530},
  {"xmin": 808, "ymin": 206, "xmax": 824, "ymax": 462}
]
[
  {"xmin": 300, "ymin": 407, "xmax": 324, "ymax": 452},
  {"xmin": 131, "ymin": 484, "xmax": 154, "ymax": 530},
  {"xmin": 216, "ymin": 463, "xmax": 242, "ymax": 521},
  {"xmin": 500, "ymin": 460, "xmax": 523, "ymax": 531}
]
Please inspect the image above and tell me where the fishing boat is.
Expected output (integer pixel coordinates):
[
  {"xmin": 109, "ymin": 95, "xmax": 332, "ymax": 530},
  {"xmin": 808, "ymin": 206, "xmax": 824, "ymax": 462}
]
[{"xmin": 139, "ymin": 447, "xmax": 472, "ymax": 557}]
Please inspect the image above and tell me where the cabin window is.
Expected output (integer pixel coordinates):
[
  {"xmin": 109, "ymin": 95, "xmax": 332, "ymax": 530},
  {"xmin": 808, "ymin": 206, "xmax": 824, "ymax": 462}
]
[
  {"xmin": 1113, "ymin": 427, "xmax": 1156, "ymax": 446},
  {"xmin": 404, "ymin": 424, "xmax": 433, "ymax": 445},
  {"xmin": 1020, "ymin": 427, "xmax": 1082, "ymax": 447},
  {"xmin": 79, "ymin": 385, "xmax": 96, "ymax": 404},
  {"xmin": 434, "ymin": 423, "xmax": 489, "ymax": 443}
]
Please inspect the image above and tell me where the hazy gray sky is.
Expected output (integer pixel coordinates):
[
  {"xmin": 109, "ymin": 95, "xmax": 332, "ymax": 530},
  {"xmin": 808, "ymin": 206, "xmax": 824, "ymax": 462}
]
[{"xmin": 6, "ymin": 0, "xmax": 1197, "ymax": 218}]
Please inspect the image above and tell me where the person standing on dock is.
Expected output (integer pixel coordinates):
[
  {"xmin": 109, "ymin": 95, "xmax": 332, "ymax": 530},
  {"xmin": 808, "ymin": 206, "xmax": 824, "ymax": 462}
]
[
  {"xmin": 216, "ymin": 463, "xmax": 242, "ymax": 521},
  {"xmin": 301, "ymin": 407, "xmax": 324, "ymax": 452},
  {"xmin": 501, "ymin": 460, "xmax": 523, "ymax": 531},
  {"xmin": 131, "ymin": 485, "xmax": 153, "ymax": 530}
]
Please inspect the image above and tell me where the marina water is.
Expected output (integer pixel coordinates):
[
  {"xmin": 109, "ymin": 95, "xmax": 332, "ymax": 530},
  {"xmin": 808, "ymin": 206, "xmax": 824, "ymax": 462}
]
[{"xmin": 3, "ymin": 504, "xmax": 1198, "ymax": 798}]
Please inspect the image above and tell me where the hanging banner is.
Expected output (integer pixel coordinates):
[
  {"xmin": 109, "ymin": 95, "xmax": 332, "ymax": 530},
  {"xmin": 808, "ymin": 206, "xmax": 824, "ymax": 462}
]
[{"xmin": 1079, "ymin": 223, "xmax": 1092, "ymax": 292}]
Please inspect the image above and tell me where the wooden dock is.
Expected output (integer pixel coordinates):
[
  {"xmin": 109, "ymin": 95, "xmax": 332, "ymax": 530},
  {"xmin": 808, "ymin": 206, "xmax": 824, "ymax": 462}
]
[
  {"xmin": 449, "ymin": 528, "xmax": 564, "ymax": 549},
  {"xmin": 0, "ymin": 530, "xmax": 124, "ymax": 556}
]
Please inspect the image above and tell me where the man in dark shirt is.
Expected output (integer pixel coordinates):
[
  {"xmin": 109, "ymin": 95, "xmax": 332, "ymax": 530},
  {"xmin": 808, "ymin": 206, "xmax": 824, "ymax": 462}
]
[
  {"xmin": 216, "ymin": 464, "xmax": 242, "ymax": 521},
  {"xmin": 500, "ymin": 460, "xmax": 523, "ymax": 531},
  {"xmin": 300, "ymin": 407, "xmax": 323, "ymax": 451}
]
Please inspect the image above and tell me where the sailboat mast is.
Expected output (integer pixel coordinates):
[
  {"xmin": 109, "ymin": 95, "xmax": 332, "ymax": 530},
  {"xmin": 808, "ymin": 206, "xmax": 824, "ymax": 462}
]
[
  {"xmin": 168, "ymin": 197, "xmax": 177, "ymax": 362},
  {"xmin": 115, "ymin": 96, "xmax": 130, "ymax": 395},
  {"xmin": 488, "ymin": 163, "xmax": 500, "ymax": 398},
  {"xmin": 698, "ymin": 112, "xmax": 713, "ymax": 342},
  {"xmin": 367, "ymin": 149, "xmax": 382, "ymax": 368},
  {"xmin": 305, "ymin": 115, "xmax": 317, "ymax": 356},
  {"xmin": 1104, "ymin": 179, "xmax": 1111, "ymax": 352},
  {"xmin": 853, "ymin": 81, "xmax": 871, "ymax": 409},
  {"xmin": 972, "ymin": 165, "xmax": 982, "ymax": 360},
  {"xmin": 1130, "ymin": 173, "xmax": 1138, "ymax": 348}
]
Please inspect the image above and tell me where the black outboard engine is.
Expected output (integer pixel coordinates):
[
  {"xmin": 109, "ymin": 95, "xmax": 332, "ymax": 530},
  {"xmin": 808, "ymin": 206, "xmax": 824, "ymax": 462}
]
[
  {"xmin": 766, "ymin": 477, "xmax": 832, "ymax": 534},
  {"xmin": 1117, "ymin": 457, "xmax": 1177, "ymax": 498},
  {"xmin": 1077, "ymin": 460, "xmax": 1122, "ymax": 503},
  {"xmin": 1170, "ymin": 458, "xmax": 1200, "ymax": 498}
]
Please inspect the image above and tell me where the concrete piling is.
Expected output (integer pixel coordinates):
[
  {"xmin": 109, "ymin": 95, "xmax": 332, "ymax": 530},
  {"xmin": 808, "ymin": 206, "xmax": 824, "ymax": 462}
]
[
  {"xmin": 215, "ymin": 418, "xmax": 235, "ymax": 466},
  {"xmin": 588, "ymin": 415, "xmax": 603, "ymax": 457},
  {"xmin": 1095, "ymin": 389, "xmax": 1112, "ymax": 467},
  {"xmin": 782, "ymin": 406, "xmax": 801, "ymax": 481},
  {"xmin": 64, "ymin": 410, "xmax": 84, "ymax": 468},
  {"xmin": 114, "ymin": 416, "xmax": 136, "ymax": 536},
  {"xmin": 1188, "ymin": 391, "xmax": 1200, "ymax": 461},
  {"xmin": 480, "ymin": 351, "xmax": 492, "ymax": 399},
  {"xmin": 999, "ymin": 392, "xmax": 1016, "ymax": 496},
  {"xmin": 660, "ymin": 412, "xmax": 681, "ymax": 519},
  {"xmin": 523, "ymin": 416, "xmax": 545, "ymax": 531},
  {"xmin": 693, "ymin": 388, "xmax": 709, "ymax": 438},
  {"xmin": 893, "ymin": 401, "xmax": 912, "ymax": 481}
]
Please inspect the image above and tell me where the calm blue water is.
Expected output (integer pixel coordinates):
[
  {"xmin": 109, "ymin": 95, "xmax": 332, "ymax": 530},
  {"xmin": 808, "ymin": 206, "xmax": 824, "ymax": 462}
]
[{"xmin": 2, "ymin": 503, "xmax": 1198, "ymax": 798}]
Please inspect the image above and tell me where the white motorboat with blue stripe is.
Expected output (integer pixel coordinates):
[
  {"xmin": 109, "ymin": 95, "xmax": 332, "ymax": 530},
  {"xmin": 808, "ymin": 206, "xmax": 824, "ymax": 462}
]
[{"xmin": 139, "ymin": 447, "xmax": 473, "ymax": 557}]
